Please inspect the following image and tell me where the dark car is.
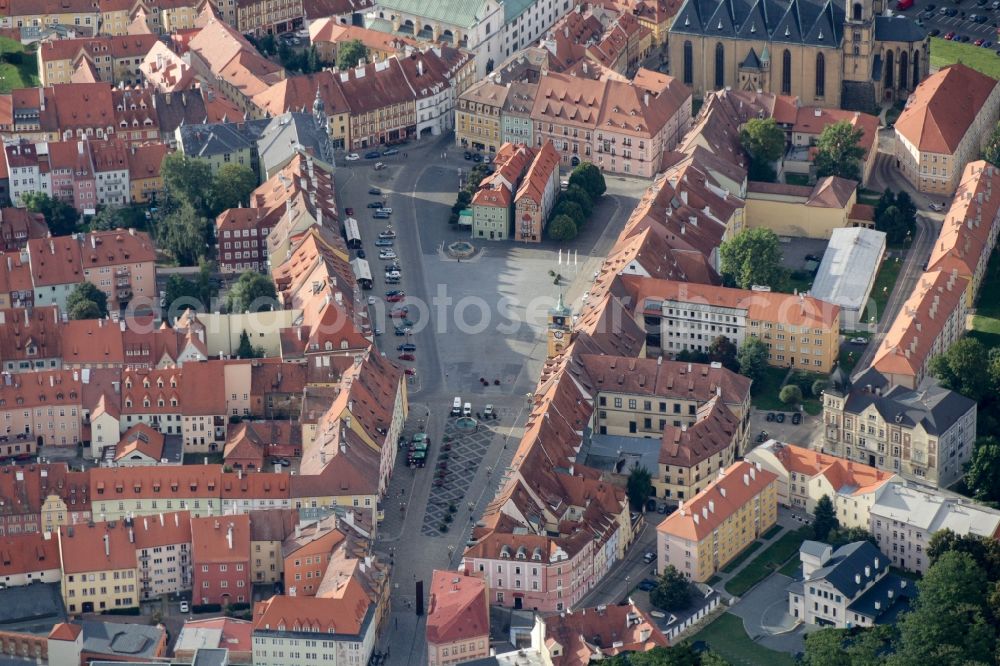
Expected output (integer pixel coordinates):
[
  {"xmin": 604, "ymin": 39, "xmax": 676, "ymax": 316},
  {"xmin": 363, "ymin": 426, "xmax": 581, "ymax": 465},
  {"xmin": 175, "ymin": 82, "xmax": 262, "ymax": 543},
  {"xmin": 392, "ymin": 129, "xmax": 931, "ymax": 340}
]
[
  {"xmin": 472, "ymin": 153, "xmax": 483, "ymax": 162},
  {"xmin": 805, "ymin": 253, "xmax": 821, "ymax": 262},
  {"xmin": 463, "ymin": 151, "xmax": 473, "ymax": 160},
  {"xmin": 385, "ymin": 263, "xmax": 401, "ymax": 272},
  {"xmin": 926, "ymin": 2, "xmax": 936, "ymax": 8},
  {"xmin": 368, "ymin": 201, "xmax": 385, "ymax": 208},
  {"xmin": 637, "ymin": 579, "xmax": 657, "ymax": 592},
  {"xmin": 792, "ymin": 412, "xmax": 802, "ymax": 425},
  {"xmin": 960, "ymin": 34, "xmax": 972, "ymax": 42},
  {"xmin": 757, "ymin": 430, "xmax": 768, "ymax": 443},
  {"xmin": 399, "ymin": 353, "xmax": 415, "ymax": 361},
  {"xmin": 394, "ymin": 327, "xmax": 410, "ymax": 336},
  {"xmin": 398, "ymin": 343, "xmax": 416, "ymax": 352},
  {"xmin": 383, "ymin": 148, "xmax": 399, "ymax": 156},
  {"xmin": 776, "ymin": 413, "xmax": 786, "ymax": 423},
  {"xmin": 929, "ymin": 28, "xmax": 940, "ymax": 36},
  {"xmin": 386, "ymin": 293, "xmax": 405, "ymax": 302},
  {"xmin": 368, "ymin": 187, "xmax": 382, "ymax": 195},
  {"xmin": 766, "ymin": 412, "xmax": 775, "ymax": 422},
  {"xmin": 345, "ymin": 207, "xmax": 354, "ymax": 216},
  {"xmin": 364, "ymin": 150, "xmax": 381, "ymax": 159},
  {"xmin": 356, "ymin": 249, "xmax": 365, "ymax": 259}
]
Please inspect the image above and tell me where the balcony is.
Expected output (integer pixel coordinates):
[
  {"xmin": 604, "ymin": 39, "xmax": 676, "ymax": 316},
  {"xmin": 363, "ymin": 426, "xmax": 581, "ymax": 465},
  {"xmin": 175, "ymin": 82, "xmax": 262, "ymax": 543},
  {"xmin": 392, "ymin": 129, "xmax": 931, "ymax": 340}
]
[{"xmin": 116, "ymin": 286, "xmax": 132, "ymax": 300}]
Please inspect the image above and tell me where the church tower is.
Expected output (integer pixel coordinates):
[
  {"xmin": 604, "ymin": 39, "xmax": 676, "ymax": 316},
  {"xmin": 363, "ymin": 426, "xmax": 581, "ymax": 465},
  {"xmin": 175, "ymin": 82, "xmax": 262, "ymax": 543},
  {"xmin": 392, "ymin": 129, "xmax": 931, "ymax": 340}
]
[
  {"xmin": 547, "ymin": 293, "xmax": 571, "ymax": 357},
  {"xmin": 843, "ymin": 0, "xmax": 876, "ymax": 83}
]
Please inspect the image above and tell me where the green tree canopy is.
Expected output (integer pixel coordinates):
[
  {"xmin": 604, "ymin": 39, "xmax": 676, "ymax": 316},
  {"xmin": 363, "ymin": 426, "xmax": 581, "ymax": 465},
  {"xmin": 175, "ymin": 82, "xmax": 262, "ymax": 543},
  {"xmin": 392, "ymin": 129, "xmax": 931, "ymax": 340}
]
[
  {"xmin": 719, "ymin": 228, "xmax": 783, "ymax": 289},
  {"xmin": 966, "ymin": 437, "xmax": 1000, "ymax": 503},
  {"xmin": 568, "ymin": 162, "xmax": 606, "ymax": 198},
  {"xmin": 779, "ymin": 384, "xmax": 803, "ymax": 405},
  {"xmin": 812, "ymin": 494, "xmax": 839, "ymax": 541},
  {"xmin": 708, "ymin": 335, "xmax": 739, "ymax": 372},
  {"xmin": 336, "ymin": 39, "xmax": 369, "ymax": 70},
  {"xmin": 236, "ymin": 329, "xmax": 264, "ymax": 359},
  {"xmin": 562, "ymin": 184, "xmax": 594, "ymax": 217},
  {"xmin": 737, "ymin": 337, "xmax": 769, "ymax": 383},
  {"xmin": 209, "ymin": 164, "xmax": 258, "ymax": 216},
  {"xmin": 23, "ymin": 192, "xmax": 78, "ymax": 236},
  {"xmin": 158, "ymin": 201, "xmax": 213, "ymax": 266},
  {"xmin": 626, "ymin": 465, "xmax": 653, "ymax": 511},
  {"xmin": 161, "ymin": 153, "xmax": 214, "ymax": 215},
  {"xmin": 554, "ymin": 199, "xmax": 586, "ymax": 228},
  {"xmin": 929, "ymin": 337, "xmax": 992, "ymax": 402},
  {"xmin": 227, "ymin": 271, "xmax": 277, "ymax": 313},
  {"xmin": 650, "ymin": 565, "xmax": 693, "ymax": 612},
  {"xmin": 547, "ymin": 214, "xmax": 577, "ymax": 241},
  {"xmin": 90, "ymin": 205, "xmax": 147, "ymax": 232},
  {"xmin": 66, "ymin": 282, "xmax": 109, "ymax": 320},
  {"xmin": 740, "ymin": 117, "xmax": 785, "ymax": 183},
  {"xmin": 676, "ymin": 349, "xmax": 711, "ymax": 364},
  {"xmin": 814, "ymin": 121, "xmax": 866, "ymax": 181},
  {"xmin": 891, "ymin": 551, "xmax": 996, "ymax": 666},
  {"xmin": 984, "ymin": 120, "xmax": 1000, "ymax": 168}
]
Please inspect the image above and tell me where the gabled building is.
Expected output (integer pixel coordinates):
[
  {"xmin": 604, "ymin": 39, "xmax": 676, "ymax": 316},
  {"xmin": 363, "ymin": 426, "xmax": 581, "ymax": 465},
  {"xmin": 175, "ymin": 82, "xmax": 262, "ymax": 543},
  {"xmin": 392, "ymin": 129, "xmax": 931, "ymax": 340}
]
[
  {"xmin": 426, "ymin": 570, "xmax": 490, "ymax": 666},
  {"xmin": 191, "ymin": 514, "xmax": 251, "ymax": 606},
  {"xmin": 132, "ymin": 510, "xmax": 193, "ymax": 600},
  {"xmin": 37, "ymin": 34, "xmax": 159, "ymax": 86},
  {"xmin": 57, "ymin": 520, "xmax": 139, "ymax": 615},
  {"xmin": 513, "ymin": 139, "xmax": 560, "ymax": 242},
  {"xmin": 0, "ymin": 530, "xmax": 62, "ymax": 587}
]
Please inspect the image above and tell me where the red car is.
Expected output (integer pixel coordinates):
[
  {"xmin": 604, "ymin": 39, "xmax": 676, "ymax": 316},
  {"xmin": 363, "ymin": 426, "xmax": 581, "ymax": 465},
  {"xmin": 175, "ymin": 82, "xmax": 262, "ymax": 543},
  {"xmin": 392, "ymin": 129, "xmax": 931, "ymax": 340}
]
[
  {"xmin": 404, "ymin": 367, "xmax": 417, "ymax": 376},
  {"xmin": 944, "ymin": 31, "xmax": 956, "ymax": 39},
  {"xmin": 386, "ymin": 294, "xmax": 406, "ymax": 303},
  {"xmin": 975, "ymin": 38, "xmax": 985, "ymax": 45},
  {"xmin": 399, "ymin": 353, "xmax": 415, "ymax": 361}
]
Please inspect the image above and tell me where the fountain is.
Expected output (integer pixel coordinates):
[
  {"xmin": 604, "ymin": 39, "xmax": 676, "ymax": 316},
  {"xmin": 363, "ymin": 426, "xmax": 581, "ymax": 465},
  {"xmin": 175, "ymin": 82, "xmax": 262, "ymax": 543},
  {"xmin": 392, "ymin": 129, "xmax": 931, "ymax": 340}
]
[
  {"xmin": 446, "ymin": 241, "xmax": 475, "ymax": 259},
  {"xmin": 455, "ymin": 416, "xmax": 477, "ymax": 431}
]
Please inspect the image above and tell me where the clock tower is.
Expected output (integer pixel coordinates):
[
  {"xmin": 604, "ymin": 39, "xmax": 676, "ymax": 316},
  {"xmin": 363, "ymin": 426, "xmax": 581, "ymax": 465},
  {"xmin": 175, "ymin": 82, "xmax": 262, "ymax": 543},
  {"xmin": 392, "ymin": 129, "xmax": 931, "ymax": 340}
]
[{"xmin": 547, "ymin": 293, "xmax": 572, "ymax": 357}]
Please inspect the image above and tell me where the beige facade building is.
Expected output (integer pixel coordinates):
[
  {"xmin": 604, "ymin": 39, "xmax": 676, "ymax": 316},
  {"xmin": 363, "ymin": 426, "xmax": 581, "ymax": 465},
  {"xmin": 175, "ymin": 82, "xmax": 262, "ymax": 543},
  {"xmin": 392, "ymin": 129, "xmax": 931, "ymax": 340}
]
[
  {"xmin": 894, "ymin": 64, "xmax": 1000, "ymax": 195},
  {"xmin": 426, "ymin": 571, "xmax": 490, "ymax": 666},
  {"xmin": 745, "ymin": 176, "xmax": 859, "ymax": 239},
  {"xmin": 657, "ymin": 460, "xmax": 777, "ymax": 582},
  {"xmin": 746, "ymin": 440, "xmax": 896, "ymax": 529},
  {"xmin": 822, "ymin": 367, "xmax": 977, "ymax": 489},
  {"xmin": 58, "ymin": 521, "xmax": 139, "ymax": 615},
  {"xmin": 133, "ymin": 511, "xmax": 193, "ymax": 600},
  {"xmin": 456, "ymin": 78, "xmax": 508, "ymax": 153}
]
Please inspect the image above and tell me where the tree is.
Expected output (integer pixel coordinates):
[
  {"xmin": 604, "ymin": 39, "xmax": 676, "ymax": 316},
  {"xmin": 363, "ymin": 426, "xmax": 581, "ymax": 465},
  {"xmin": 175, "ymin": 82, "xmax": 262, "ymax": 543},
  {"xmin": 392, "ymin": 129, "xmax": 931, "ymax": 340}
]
[
  {"xmin": 676, "ymin": 349, "xmax": 710, "ymax": 364},
  {"xmin": 337, "ymin": 39, "xmax": 369, "ymax": 70},
  {"xmin": 554, "ymin": 199, "xmax": 586, "ymax": 228},
  {"xmin": 235, "ymin": 330, "xmax": 264, "ymax": 359},
  {"xmin": 22, "ymin": 192, "xmax": 78, "ymax": 236},
  {"xmin": 568, "ymin": 162, "xmax": 606, "ymax": 198},
  {"xmin": 737, "ymin": 337, "xmax": 769, "ymax": 383},
  {"xmin": 649, "ymin": 565, "xmax": 692, "ymax": 611},
  {"xmin": 209, "ymin": 164, "xmax": 258, "ymax": 216},
  {"xmin": 163, "ymin": 273, "xmax": 202, "ymax": 314},
  {"xmin": 966, "ymin": 436, "xmax": 1000, "ymax": 503},
  {"xmin": 226, "ymin": 271, "xmax": 277, "ymax": 313},
  {"xmin": 802, "ymin": 628, "xmax": 852, "ymax": 666},
  {"xmin": 547, "ymin": 214, "xmax": 577, "ymax": 241},
  {"xmin": 779, "ymin": 384, "xmax": 803, "ymax": 405},
  {"xmin": 626, "ymin": 465, "xmax": 653, "ymax": 511},
  {"xmin": 159, "ymin": 201, "xmax": 212, "ymax": 266},
  {"xmin": 719, "ymin": 228, "xmax": 783, "ymax": 289},
  {"xmin": 66, "ymin": 282, "xmax": 109, "ymax": 320},
  {"xmin": 812, "ymin": 494, "xmax": 839, "ymax": 541},
  {"xmin": 90, "ymin": 205, "xmax": 146, "ymax": 231},
  {"xmin": 892, "ymin": 551, "xmax": 996, "ymax": 666},
  {"xmin": 826, "ymin": 526, "xmax": 877, "ymax": 548},
  {"xmin": 708, "ymin": 335, "xmax": 739, "ymax": 371},
  {"xmin": 814, "ymin": 121, "xmax": 865, "ymax": 181},
  {"xmin": 927, "ymin": 529, "xmax": 1000, "ymax": 582},
  {"xmin": 875, "ymin": 205, "xmax": 908, "ymax": 245},
  {"xmin": 811, "ymin": 379, "xmax": 829, "ymax": 397},
  {"xmin": 259, "ymin": 33, "xmax": 276, "ymax": 55},
  {"xmin": 562, "ymin": 184, "xmax": 594, "ymax": 217},
  {"xmin": 984, "ymin": 120, "xmax": 1000, "ymax": 168},
  {"xmin": 929, "ymin": 337, "xmax": 991, "ymax": 402},
  {"xmin": 740, "ymin": 117, "xmax": 785, "ymax": 182},
  {"xmin": 161, "ymin": 153, "xmax": 214, "ymax": 214},
  {"xmin": 305, "ymin": 45, "xmax": 320, "ymax": 73}
]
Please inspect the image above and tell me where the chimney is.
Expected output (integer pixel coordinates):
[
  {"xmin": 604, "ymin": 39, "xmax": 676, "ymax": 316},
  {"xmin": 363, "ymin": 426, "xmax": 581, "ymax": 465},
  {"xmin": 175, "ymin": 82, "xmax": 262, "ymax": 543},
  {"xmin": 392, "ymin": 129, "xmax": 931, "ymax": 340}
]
[
  {"xmin": 417, "ymin": 60, "xmax": 424, "ymax": 76},
  {"xmin": 103, "ymin": 533, "xmax": 110, "ymax": 557},
  {"xmin": 159, "ymin": 513, "xmax": 164, "ymax": 526},
  {"xmin": 226, "ymin": 523, "xmax": 233, "ymax": 550},
  {"xmin": 643, "ymin": 92, "xmax": 649, "ymax": 106},
  {"xmin": 864, "ymin": 565, "xmax": 871, "ymax": 578},
  {"xmin": 128, "ymin": 527, "xmax": 134, "ymax": 543}
]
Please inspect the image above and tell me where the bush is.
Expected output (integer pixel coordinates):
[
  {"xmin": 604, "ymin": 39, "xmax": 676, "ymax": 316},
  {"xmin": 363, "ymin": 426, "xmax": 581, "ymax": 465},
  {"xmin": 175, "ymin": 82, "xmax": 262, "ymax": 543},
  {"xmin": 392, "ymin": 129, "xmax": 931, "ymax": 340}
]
[
  {"xmin": 193, "ymin": 603, "xmax": 222, "ymax": 614},
  {"xmin": 102, "ymin": 607, "xmax": 141, "ymax": 616},
  {"xmin": 779, "ymin": 384, "xmax": 803, "ymax": 405},
  {"xmin": 439, "ymin": 523, "xmax": 449, "ymax": 533},
  {"xmin": 811, "ymin": 379, "xmax": 829, "ymax": 397}
]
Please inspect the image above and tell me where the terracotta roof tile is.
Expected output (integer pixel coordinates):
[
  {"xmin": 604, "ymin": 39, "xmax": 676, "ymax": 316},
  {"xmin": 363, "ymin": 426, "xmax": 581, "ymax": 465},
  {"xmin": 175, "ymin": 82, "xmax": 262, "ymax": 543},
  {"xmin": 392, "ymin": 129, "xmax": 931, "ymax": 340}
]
[
  {"xmin": 58, "ymin": 520, "xmax": 137, "ymax": 574},
  {"xmin": 426, "ymin": 570, "xmax": 488, "ymax": 645},
  {"xmin": 191, "ymin": 514, "xmax": 250, "ymax": 563}
]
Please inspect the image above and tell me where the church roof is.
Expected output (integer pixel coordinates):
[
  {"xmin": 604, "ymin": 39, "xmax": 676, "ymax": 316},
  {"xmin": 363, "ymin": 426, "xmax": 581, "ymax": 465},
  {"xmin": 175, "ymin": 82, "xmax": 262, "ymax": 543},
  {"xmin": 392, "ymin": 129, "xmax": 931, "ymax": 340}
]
[
  {"xmin": 741, "ymin": 48, "xmax": 762, "ymax": 69},
  {"xmin": 873, "ymin": 15, "xmax": 927, "ymax": 43},
  {"xmin": 671, "ymin": 0, "xmax": 844, "ymax": 47}
]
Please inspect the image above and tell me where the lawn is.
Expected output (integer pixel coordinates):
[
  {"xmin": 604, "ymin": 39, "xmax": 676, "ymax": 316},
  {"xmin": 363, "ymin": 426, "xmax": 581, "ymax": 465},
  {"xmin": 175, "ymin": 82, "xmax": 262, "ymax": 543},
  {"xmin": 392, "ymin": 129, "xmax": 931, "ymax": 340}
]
[
  {"xmin": 784, "ymin": 173, "xmax": 810, "ymax": 186},
  {"xmin": 726, "ymin": 527, "xmax": 811, "ymax": 597},
  {"xmin": 884, "ymin": 100, "xmax": 905, "ymax": 126},
  {"xmin": 970, "ymin": 250, "xmax": 1000, "ymax": 347},
  {"xmin": 183, "ymin": 452, "xmax": 224, "ymax": 465},
  {"xmin": 690, "ymin": 612, "xmax": 797, "ymax": 666},
  {"xmin": 930, "ymin": 37, "xmax": 1000, "ymax": 81},
  {"xmin": 0, "ymin": 37, "xmax": 38, "ymax": 93},
  {"xmin": 749, "ymin": 367, "xmax": 789, "ymax": 411},
  {"xmin": 857, "ymin": 188, "xmax": 883, "ymax": 206},
  {"xmin": 720, "ymin": 540, "xmax": 763, "ymax": 574},
  {"xmin": 838, "ymin": 345, "xmax": 862, "ymax": 375},
  {"xmin": 860, "ymin": 255, "xmax": 904, "ymax": 324}
]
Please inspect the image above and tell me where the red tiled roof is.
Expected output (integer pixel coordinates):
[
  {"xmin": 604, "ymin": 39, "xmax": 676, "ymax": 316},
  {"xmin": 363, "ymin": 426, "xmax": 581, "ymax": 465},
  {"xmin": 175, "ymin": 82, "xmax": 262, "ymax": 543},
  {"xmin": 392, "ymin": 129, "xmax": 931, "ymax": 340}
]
[
  {"xmin": 191, "ymin": 514, "xmax": 250, "ymax": 563},
  {"xmin": 426, "ymin": 571, "xmax": 489, "ymax": 646}
]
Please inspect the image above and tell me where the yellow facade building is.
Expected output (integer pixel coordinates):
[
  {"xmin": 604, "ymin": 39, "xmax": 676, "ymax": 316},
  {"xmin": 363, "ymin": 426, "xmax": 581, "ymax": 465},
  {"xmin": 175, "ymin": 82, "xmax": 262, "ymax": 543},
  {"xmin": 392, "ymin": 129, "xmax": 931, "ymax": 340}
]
[
  {"xmin": 456, "ymin": 78, "xmax": 507, "ymax": 153},
  {"xmin": 745, "ymin": 176, "xmax": 860, "ymax": 239},
  {"xmin": 58, "ymin": 521, "xmax": 140, "ymax": 615}
]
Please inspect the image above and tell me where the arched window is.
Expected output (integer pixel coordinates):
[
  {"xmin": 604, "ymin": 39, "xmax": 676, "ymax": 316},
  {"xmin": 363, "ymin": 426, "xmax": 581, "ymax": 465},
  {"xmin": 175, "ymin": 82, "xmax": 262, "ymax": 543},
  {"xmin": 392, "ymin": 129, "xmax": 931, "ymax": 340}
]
[
  {"xmin": 885, "ymin": 50, "xmax": 894, "ymax": 89},
  {"xmin": 852, "ymin": 2, "xmax": 863, "ymax": 20},
  {"xmin": 715, "ymin": 43, "xmax": 725, "ymax": 89},
  {"xmin": 815, "ymin": 53, "xmax": 825, "ymax": 98},
  {"xmin": 683, "ymin": 41, "xmax": 693, "ymax": 85},
  {"xmin": 912, "ymin": 50, "xmax": 920, "ymax": 87},
  {"xmin": 782, "ymin": 50, "xmax": 792, "ymax": 95},
  {"xmin": 899, "ymin": 50, "xmax": 909, "ymax": 90}
]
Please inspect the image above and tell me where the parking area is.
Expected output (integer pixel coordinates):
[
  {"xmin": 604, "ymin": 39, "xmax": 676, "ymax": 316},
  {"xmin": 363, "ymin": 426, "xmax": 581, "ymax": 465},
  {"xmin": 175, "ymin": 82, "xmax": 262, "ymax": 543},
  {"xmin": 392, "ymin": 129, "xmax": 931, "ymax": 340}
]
[
  {"xmin": 907, "ymin": 0, "xmax": 1000, "ymax": 46},
  {"xmin": 778, "ymin": 237, "xmax": 829, "ymax": 272},
  {"xmin": 750, "ymin": 408, "xmax": 824, "ymax": 448}
]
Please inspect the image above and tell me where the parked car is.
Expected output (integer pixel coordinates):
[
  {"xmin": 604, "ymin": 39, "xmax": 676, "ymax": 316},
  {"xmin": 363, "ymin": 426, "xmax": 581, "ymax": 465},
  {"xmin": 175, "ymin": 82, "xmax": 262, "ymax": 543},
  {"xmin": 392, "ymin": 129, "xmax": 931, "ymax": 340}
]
[
  {"xmin": 643, "ymin": 552, "xmax": 656, "ymax": 563},
  {"xmin": 484, "ymin": 404, "xmax": 494, "ymax": 418},
  {"xmin": 757, "ymin": 430, "xmax": 768, "ymax": 443},
  {"xmin": 637, "ymin": 579, "xmax": 657, "ymax": 592},
  {"xmin": 928, "ymin": 202, "xmax": 944, "ymax": 211},
  {"xmin": 379, "ymin": 250, "xmax": 397, "ymax": 260},
  {"xmin": 368, "ymin": 187, "xmax": 382, "ymax": 195},
  {"xmin": 776, "ymin": 413, "xmax": 786, "ymax": 423},
  {"xmin": 386, "ymin": 293, "xmax": 405, "ymax": 302},
  {"xmin": 385, "ymin": 263, "xmax": 401, "ymax": 272},
  {"xmin": 374, "ymin": 162, "xmax": 386, "ymax": 170},
  {"xmin": 344, "ymin": 207, "xmax": 354, "ymax": 216},
  {"xmin": 345, "ymin": 153, "xmax": 360, "ymax": 161},
  {"xmin": 404, "ymin": 367, "xmax": 417, "ymax": 376},
  {"xmin": 365, "ymin": 151, "xmax": 381, "ymax": 159},
  {"xmin": 472, "ymin": 153, "xmax": 483, "ymax": 162},
  {"xmin": 399, "ymin": 353, "xmax": 415, "ymax": 361},
  {"xmin": 377, "ymin": 207, "xmax": 393, "ymax": 215},
  {"xmin": 850, "ymin": 336, "xmax": 868, "ymax": 344},
  {"xmin": 393, "ymin": 326, "xmax": 411, "ymax": 335},
  {"xmin": 379, "ymin": 229, "xmax": 397, "ymax": 239},
  {"xmin": 180, "ymin": 601, "xmax": 190, "ymax": 614},
  {"xmin": 367, "ymin": 201, "xmax": 385, "ymax": 208},
  {"xmin": 383, "ymin": 148, "xmax": 399, "ymax": 156},
  {"xmin": 373, "ymin": 211, "xmax": 390, "ymax": 219},
  {"xmin": 766, "ymin": 412, "xmax": 775, "ymax": 421},
  {"xmin": 356, "ymin": 249, "xmax": 365, "ymax": 259},
  {"xmin": 375, "ymin": 238, "xmax": 393, "ymax": 247},
  {"xmin": 929, "ymin": 28, "xmax": 940, "ymax": 36},
  {"xmin": 390, "ymin": 310, "xmax": 409, "ymax": 318},
  {"xmin": 385, "ymin": 276, "xmax": 401, "ymax": 284},
  {"xmin": 398, "ymin": 343, "xmax": 416, "ymax": 352},
  {"xmin": 792, "ymin": 412, "xmax": 802, "ymax": 425},
  {"xmin": 463, "ymin": 151, "xmax": 473, "ymax": 160}
]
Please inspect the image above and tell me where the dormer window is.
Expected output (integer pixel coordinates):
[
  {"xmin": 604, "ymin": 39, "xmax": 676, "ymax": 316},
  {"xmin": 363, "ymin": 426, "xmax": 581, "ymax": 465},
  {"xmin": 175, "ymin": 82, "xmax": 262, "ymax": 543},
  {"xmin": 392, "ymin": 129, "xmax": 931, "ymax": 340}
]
[{"xmin": 25, "ymin": 345, "xmax": 35, "ymax": 356}]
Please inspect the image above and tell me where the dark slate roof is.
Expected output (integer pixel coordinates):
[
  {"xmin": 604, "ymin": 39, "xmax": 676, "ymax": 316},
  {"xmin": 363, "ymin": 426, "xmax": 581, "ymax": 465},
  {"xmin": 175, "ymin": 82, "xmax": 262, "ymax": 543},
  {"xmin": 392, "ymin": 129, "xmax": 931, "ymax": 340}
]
[
  {"xmin": 81, "ymin": 620, "xmax": 166, "ymax": 659},
  {"xmin": 257, "ymin": 112, "xmax": 336, "ymax": 178},
  {"xmin": 804, "ymin": 541, "xmax": 887, "ymax": 599},
  {"xmin": 874, "ymin": 15, "xmax": 927, "ymax": 43},
  {"xmin": 842, "ymin": 369, "xmax": 976, "ymax": 436},
  {"xmin": 153, "ymin": 90, "xmax": 212, "ymax": 135},
  {"xmin": 742, "ymin": 48, "xmax": 763, "ymax": 69},
  {"xmin": 0, "ymin": 583, "xmax": 66, "ymax": 635},
  {"xmin": 671, "ymin": 0, "xmax": 844, "ymax": 46},
  {"xmin": 847, "ymin": 572, "xmax": 915, "ymax": 621},
  {"xmin": 178, "ymin": 120, "xmax": 268, "ymax": 159}
]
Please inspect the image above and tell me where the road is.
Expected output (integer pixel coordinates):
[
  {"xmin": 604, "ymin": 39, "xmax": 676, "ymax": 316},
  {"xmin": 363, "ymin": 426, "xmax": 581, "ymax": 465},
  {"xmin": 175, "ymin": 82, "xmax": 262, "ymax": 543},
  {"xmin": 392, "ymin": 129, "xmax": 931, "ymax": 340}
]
[
  {"xmin": 333, "ymin": 134, "xmax": 649, "ymax": 665},
  {"xmin": 851, "ymin": 152, "xmax": 940, "ymax": 375}
]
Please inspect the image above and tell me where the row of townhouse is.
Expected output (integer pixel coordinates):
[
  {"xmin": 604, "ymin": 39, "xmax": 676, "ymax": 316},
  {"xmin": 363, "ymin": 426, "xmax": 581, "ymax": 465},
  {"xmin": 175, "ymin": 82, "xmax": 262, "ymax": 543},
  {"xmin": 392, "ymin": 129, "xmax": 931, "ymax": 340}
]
[
  {"xmin": 456, "ymin": 65, "xmax": 692, "ymax": 177},
  {"xmin": 252, "ymin": 45, "xmax": 475, "ymax": 150},
  {"xmin": 539, "ymin": 6, "xmax": 654, "ymax": 76},
  {"xmin": 871, "ymin": 161, "xmax": 1000, "ymax": 389},
  {"xmin": 36, "ymin": 34, "xmax": 160, "ymax": 86},
  {"xmin": 4, "ymin": 137, "xmax": 168, "ymax": 209},
  {"xmin": 0, "ymin": 0, "xmax": 231, "ymax": 37}
]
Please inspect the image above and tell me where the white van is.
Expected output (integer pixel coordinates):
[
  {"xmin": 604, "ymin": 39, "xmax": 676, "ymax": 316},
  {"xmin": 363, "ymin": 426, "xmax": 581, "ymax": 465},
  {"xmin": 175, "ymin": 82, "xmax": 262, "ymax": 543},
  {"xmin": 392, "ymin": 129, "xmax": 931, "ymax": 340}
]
[
  {"xmin": 462, "ymin": 402, "xmax": 472, "ymax": 417},
  {"xmin": 451, "ymin": 397, "xmax": 462, "ymax": 416}
]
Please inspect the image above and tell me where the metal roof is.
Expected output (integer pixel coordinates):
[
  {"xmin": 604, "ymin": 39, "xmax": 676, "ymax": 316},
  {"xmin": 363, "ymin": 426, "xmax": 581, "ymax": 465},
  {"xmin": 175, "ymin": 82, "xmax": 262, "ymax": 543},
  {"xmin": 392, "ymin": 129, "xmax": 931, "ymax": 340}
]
[{"xmin": 810, "ymin": 227, "xmax": 886, "ymax": 312}]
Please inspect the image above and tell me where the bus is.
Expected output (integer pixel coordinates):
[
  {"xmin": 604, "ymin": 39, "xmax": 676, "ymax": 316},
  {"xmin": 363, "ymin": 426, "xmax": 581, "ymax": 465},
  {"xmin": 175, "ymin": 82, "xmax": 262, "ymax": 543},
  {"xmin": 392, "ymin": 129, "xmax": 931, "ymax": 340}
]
[
  {"xmin": 344, "ymin": 217, "xmax": 361, "ymax": 249},
  {"xmin": 350, "ymin": 258, "xmax": 373, "ymax": 290}
]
